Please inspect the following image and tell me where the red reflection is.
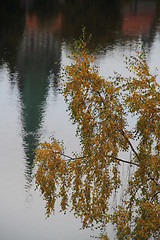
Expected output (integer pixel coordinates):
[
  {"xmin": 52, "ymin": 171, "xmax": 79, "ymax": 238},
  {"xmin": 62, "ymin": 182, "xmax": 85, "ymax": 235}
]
[
  {"xmin": 26, "ymin": 14, "xmax": 38, "ymax": 32},
  {"xmin": 53, "ymin": 13, "xmax": 63, "ymax": 33},
  {"xmin": 122, "ymin": 14, "xmax": 154, "ymax": 35},
  {"xmin": 122, "ymin": 2, "xmax": 155, "ymax": 36},
  {"xmin": 25, "ymin": 13, "xmax": 62, "ymax": 34}
]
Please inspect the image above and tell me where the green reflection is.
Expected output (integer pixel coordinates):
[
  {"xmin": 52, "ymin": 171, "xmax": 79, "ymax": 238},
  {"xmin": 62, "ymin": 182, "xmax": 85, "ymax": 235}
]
[{"xmin": 16, "ymin": 11, "xmax": 62, "ymax": 187}]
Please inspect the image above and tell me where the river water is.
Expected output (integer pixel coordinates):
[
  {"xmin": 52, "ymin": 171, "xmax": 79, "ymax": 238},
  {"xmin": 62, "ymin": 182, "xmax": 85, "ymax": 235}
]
[{"xmin": 0, "ymin": 1, "xmax": 160, "ymax": 239}]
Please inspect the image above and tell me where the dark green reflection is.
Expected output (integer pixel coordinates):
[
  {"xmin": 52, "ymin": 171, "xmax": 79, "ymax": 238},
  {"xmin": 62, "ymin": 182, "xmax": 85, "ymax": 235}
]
[
  {"xmin": 0, "ymin": 0, "xmax": 62, "ymax": 188},
  {"xmin": 17, "ymin": 34, "xmax": 62, "ymax": 187},
  {"xmin": 16, "ymin": 9, "xmax": 62, "ymax": 188}
]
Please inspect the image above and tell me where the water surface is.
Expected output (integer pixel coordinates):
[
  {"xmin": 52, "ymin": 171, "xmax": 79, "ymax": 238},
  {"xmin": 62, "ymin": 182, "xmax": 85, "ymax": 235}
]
[{"xmin": 0, "ymin": 0, "xmax": 160, "ymax": 239}]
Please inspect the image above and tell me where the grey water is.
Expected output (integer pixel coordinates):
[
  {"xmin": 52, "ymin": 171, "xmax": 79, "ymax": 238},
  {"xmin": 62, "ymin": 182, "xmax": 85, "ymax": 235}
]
[{"xmin": 0, "ymin": 0, "xmax": 160, "ymax": 239}]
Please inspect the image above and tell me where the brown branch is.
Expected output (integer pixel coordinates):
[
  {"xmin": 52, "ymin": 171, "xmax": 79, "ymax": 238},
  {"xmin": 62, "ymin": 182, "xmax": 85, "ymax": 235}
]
[
  {"xmin": 49, "ymin": 149, "xmax": 139, "ymax": 167},
  {"xmin": 49, "ymin": 150, "xmax": 85, "ymax": 161},
  {"xmin": 49, "ymin": 148, "xmax": 159, "ymax": 188},
  {"xmin": 120, "ymin": 129, "xmax": 139, "ymax": 160},
  {"xmin": 151, "ymin": 191, "xmax": 160, "ymax": 202},
  {"xmin": 114, "ymin": 157, "xmax": 139, "ymax": 167}
]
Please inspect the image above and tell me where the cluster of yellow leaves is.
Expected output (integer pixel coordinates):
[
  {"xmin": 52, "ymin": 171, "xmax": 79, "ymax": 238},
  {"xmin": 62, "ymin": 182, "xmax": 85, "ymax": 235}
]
[
  {"xmin": 35, "ymin": 139, "xmax": 68, "ymax": 215},
  {"xmin": 113, "ymin": 200, "xmax": 160, "ymax": 240},
  {"xmin": 35, "ymin": 34, "xmax": 160, "ymax": 239},
  {"xmin": 112, "ymin": 52, "xmax": 160, "ymax": 239}
]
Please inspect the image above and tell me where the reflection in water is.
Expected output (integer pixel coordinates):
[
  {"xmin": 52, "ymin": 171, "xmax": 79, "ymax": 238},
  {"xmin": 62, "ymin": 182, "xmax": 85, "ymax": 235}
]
[
  {"xmin": 0, "ymin": 0, "xmax": 160, "ymax": 217},
  {"xmin": 122, "ymin": 0, "xmax": 156, "ymax": 37},
  {"xmin": 16, "ymin": 12, "xmax": 62, "ymax": 188},
  {"xmin": 19, "ymin": 0, "xmax": 160, "ymax": 50},
  {"xmin": 0, "ymin": 0, "xmax": 63, "ymax": 189}
]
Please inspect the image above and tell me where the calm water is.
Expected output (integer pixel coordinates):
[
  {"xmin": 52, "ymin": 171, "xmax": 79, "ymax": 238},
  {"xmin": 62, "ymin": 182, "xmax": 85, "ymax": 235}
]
[{"xmin": 0, "ymin": 0, "xmax": 160, "ymax": 239}]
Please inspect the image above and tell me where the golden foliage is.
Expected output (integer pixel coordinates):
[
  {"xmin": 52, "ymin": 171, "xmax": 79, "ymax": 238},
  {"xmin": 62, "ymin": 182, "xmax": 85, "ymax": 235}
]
[{"xmin": 35, "ymin": 33, "xmax": 160, "ymax": 239}]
